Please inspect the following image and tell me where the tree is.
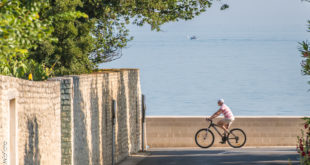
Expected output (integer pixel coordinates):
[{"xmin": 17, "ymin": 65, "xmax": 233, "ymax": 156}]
[
  {"xmin": 296, "ymin": 4, "xmax": 310, "ymax": 163},
  {"xmin": 0, "ymin": 0, "xmax": 90, "ymax": 80},
  {"xmin": 30, "ymin": 0, "xmax": 226, "ymax": 77},
  {"xmin": 0, "ymin": 0, "xmax": 55, "ymax": 79},
  {"xmin": 299, "ymin": 0, "xmax": 310, "ymax": 77},
  {"xmin": 299, "ymin": 21, "xmax": 310, "ymax": 76},
  {"xmin": 1, "ymin": 0, "xmax": 228, "ymax": 79},
  {"xmin": 28, "ymin": 0, "xmax": 92, "ymax": 76}
]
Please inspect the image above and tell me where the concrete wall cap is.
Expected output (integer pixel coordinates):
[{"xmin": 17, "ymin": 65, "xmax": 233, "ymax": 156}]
[{"xmin": 146, "ymin": 116, "xmax": 309, "ymax": 118}]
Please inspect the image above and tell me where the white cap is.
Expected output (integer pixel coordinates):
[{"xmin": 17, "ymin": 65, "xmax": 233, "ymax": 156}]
[{"xmin": 218, "ymin": 99, "xmax": 224, "ymax": 103}]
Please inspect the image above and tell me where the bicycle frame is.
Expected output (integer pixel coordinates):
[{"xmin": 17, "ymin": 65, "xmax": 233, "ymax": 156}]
[
  {"xmin": 207, "ymin": 122, "xmax": 225, "ymax": 138},
  {"xmin": 206, "ymin": 119, "xmax": 236, "ymax": 138}
]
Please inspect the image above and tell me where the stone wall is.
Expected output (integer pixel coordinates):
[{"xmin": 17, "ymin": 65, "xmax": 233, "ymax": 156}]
[
  {"xmin": 66, "ymin": 69, "xmax": 142, "ymax": 165},
  {"xmin": 0, "ymin": 69, "xmax": 142, "ymax": 165},
  {"xmin": 0, "ymin": 76, "xmax": 61, "ymax": 165},
  {"xmin": 146, "ymin": 116, "xmax": 306, "ymax": 147}
]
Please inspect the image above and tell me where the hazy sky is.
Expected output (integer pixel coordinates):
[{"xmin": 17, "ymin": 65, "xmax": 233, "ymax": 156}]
[{"xmin": 128, "ymin": 0, "xmax": 310, "ymax": 35}]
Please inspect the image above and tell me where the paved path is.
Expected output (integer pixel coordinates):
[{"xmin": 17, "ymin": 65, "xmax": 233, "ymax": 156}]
[{"xmin": 118, "ymin": 147, "xmax": 299, "ymax": 165}]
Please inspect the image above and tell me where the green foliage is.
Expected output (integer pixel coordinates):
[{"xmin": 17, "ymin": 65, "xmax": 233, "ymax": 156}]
[
  {"xmin": 296, "ymin": 117, "xmax": 310, "ymax": 165},
  {"xmin": 0, "ymin": 0, "xmax": 55, "ymax": 79},
  {"xmin": 299, "ymin": 21, "xmax": 310, "ymax": 76},
  {"xmin": 32, "ymin": 0, "xmax": 218, "ymax": 73},
  {"xmin": 2, "ymin": 0, "xmax": 227, "ymax": 79},
  {"xmin": 304, "ymin": 117, "xmax": 310, "ymax": 125},
  {"xmin": 220, "ymin": 4, "xmax": 229, "ymax": 10},
  {"xmin": 28, "ymin": 0, "xmax": 94, "ymax": 76}
]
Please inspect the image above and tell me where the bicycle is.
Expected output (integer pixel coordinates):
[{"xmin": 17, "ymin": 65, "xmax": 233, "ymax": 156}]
[{"xmin": 195, "ymin": 118, "xmax": 247, "ymax": 148}]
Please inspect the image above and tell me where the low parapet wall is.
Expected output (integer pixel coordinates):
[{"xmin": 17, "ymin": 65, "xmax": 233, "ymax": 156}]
[{"xmin": 146, "ymin": 116, "xmax": 306, "ymax": 147}]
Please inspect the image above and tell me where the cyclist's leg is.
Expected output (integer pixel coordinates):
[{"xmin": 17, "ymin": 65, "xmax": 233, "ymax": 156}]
[
  {"xmin": 218, "ymin": 119, "xmax": 229, "ymax": 143},
  {"xmin": 222, "ymin": 125, "xmax": 229, "ymax": 134},
  {"xmin": 225, "ymin": 120, "xmax": 232, "ymax": 129},
  {"xmin": 217, "ymin": 119, "xmax": 224, "ymax": 126},
  {"xmin": 218, "ymin": 119, "xmax": 229, "ymax": 134},
  {"xmin": 224, "ymin": 123, "xmax": 229, "ymax": 129}
]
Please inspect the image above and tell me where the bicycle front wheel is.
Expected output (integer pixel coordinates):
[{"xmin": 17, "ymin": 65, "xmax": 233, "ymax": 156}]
[
  {"xmin": 195, "ymin": 129, "xmax": 214, "ymax": 148},
  {"xmin": 227, "ymin": 128, "xmax": 247, "ymax": 148}
]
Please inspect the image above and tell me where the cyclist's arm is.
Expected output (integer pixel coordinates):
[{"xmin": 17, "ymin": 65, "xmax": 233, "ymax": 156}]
[{"xmin": 208, "ymin": 109, "xmax": 222, "ymax": 120}]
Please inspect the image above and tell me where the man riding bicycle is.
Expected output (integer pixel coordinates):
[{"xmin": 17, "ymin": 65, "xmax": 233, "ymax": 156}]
[{"xmin": 206, "ymin": 99, "xmax": 234, "ymax": 144}]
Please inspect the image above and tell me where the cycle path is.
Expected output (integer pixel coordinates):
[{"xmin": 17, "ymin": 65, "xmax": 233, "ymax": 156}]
[{"xmin": 118, "ymin": 147, "xmax": 299, "ymax": 165}]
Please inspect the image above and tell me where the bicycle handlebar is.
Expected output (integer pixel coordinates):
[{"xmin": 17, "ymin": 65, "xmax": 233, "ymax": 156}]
[{"xmin": 206, "ymin": 118, "xmax": 213, "ymax": 124}]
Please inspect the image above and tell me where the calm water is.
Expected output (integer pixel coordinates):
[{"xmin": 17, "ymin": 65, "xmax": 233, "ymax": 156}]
[{"xmin": 101, "ymin": 1, "xmax": 310, "ymax": 116}]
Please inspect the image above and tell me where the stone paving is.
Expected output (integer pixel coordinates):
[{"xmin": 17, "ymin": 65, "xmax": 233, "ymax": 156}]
[{"xmin": 118, "ymin": 147, "xmax": 300, "ymax": 165}]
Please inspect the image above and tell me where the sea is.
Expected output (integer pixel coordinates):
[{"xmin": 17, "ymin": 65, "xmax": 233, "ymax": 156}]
[{"xmin": 101, "ymin": 0, "xmax": 310, "ymax": 116}]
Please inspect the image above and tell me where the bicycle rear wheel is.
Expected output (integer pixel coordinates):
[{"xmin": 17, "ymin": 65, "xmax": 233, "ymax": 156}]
[
  {"xmin": 227, "ymin": 128, "xmax": 246, "ymax": 148},
  {"xmin": 195, "ymin": 129, "xmax": 214, "ymax": 148}
]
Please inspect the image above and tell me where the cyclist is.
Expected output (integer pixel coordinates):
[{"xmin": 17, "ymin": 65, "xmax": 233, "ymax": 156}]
[{"xmin": 206, "ymin": 99, "xmax": 235, "ymax": 144}]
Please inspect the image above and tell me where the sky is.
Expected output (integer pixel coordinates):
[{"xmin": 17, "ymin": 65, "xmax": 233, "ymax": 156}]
[{"xmin": 127, "ymin": 0, "xmax": 310, "ymax": 36}]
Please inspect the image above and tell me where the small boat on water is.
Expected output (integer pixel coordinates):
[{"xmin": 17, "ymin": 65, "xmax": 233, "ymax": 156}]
[
  {"xmin": 190, "ymin": 35, "xmax": 197, "ymax": 40},
  {"xmin": 186, "ymin": 35, "xmax": 199, "ymax": 40}
]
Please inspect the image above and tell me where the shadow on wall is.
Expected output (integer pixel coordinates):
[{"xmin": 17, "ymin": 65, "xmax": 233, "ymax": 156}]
[
  {"xmin": 101, "ymin": 75, "xmax": 112, "ymax": 165},
  {"xmin": 73, "ymin": 77, "xmax": 90, "ymax": 165},
  {"xmin": 24, "ymin": 117, "xmax": 40, "ymax": 165},
  {"xmin": 127, "ymin": 71, "xmax": 139, "ymax": 153},
  {"xmin": 90, "ymin": 78, "xmax": 100, "ymax": 164},
  {"xmin": 117, "ymin": 72, "xmax": 129, "ymax": 160}
]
